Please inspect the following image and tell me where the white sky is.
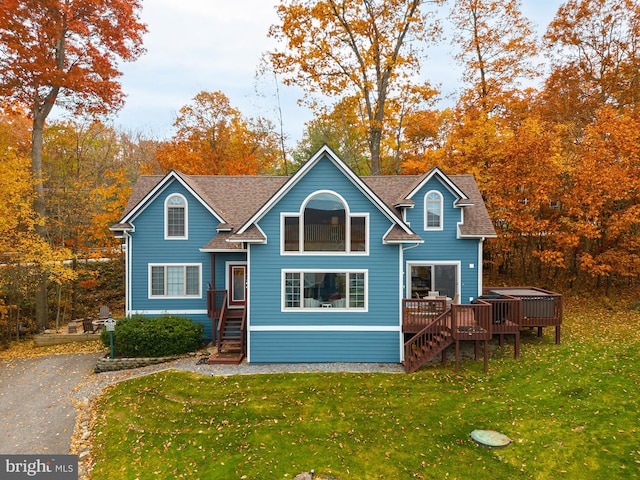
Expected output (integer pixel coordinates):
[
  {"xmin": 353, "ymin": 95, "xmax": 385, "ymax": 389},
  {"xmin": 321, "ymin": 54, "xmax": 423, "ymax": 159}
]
[{"xmin": 106, "ymin": 0, "xmax": 566, "ymax": 145}]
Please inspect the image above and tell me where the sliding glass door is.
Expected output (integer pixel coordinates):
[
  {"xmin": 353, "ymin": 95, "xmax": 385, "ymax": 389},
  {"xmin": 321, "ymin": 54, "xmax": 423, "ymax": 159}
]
[{"xmin": 408, "ymin": 263, "xmax": 458, "ymax": 299}]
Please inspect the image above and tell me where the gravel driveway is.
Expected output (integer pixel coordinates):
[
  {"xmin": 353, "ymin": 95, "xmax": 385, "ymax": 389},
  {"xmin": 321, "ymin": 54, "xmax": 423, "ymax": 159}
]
[{"xmin": 0, "ymin": 353, "xmax": 102, "ymax": 454}]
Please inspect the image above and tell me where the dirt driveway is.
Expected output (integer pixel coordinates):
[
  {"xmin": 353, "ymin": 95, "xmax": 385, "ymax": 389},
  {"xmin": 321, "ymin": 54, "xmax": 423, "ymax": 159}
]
[{"xmin": 0, "ymin": 353, "xmax": 101, "ymax": 454}]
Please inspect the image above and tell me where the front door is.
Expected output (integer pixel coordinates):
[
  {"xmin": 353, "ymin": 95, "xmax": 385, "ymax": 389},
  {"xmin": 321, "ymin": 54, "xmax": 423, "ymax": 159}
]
[{"xmin": 228, "ymin": 263, "xmax": 247, "ymax": 308}]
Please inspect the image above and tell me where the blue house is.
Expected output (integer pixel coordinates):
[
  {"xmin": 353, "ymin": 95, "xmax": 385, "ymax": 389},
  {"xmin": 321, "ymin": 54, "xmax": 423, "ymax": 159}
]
[{"xmin": 111, "ymin": 146, "xmax": 496, "ymax": 366}]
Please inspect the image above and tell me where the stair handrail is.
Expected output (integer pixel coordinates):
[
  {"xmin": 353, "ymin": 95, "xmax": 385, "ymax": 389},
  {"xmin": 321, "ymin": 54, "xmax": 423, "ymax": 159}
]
[
  {"xmin": 239, "ymin": 307, "xmax": 247, "ymax": 355},
  {"xmin": 216, "ymin": 291, "xmax": 229, "ymax": 353},
  {"xmin": 403, "ymin": 309, "xmax": 452, "ymax": 373}
]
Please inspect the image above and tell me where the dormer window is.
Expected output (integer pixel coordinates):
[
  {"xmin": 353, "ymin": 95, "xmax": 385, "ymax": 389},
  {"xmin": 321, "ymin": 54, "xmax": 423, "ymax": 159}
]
[
  {"xmin": 283, "ymin": 191, "xmax": 367, "ymax": 254},
  {"xmin": 165, "ymin": 194, "xmax": 187, "ymax": 239},
  {"xmin": 425, "ymin": 191, "xmax": 443, "ymax": 230}
]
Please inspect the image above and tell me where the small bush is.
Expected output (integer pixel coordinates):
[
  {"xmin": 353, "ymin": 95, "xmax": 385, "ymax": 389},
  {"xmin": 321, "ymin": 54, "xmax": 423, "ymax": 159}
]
[{"xmin": 102, "ymin": 315, "xmax": 203, "ymax": 358}]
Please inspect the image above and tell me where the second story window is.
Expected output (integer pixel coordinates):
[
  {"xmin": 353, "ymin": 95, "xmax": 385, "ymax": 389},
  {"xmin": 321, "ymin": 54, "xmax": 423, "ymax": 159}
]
[
  {"xmin": 425, "ymin": 191, "xmax": 443, "ymax": 230},
  {"xmin": 166, "ymin": 194, "xmax": 187, "ymax": 239},
  {"xmin": 283, "ymin": 191, "xmax": 367, "ymax": 254},
  {"xmin": 304, "ymin": 193, "xmax": 346, "ymax": 251}
]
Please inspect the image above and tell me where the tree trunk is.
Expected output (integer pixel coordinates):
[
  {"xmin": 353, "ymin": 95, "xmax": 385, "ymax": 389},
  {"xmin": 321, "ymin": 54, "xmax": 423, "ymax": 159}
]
[
  {"xmin": 32, "ymin": 113, "xmax": 49, "ymax": 330},
  {"xmin": 369, "ymin": 126, "xmax": 382, "ymax": 175}
]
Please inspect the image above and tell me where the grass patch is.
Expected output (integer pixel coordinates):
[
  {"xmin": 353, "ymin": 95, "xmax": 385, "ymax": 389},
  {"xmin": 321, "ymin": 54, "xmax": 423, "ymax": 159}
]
[{"xmin": 91, "ymin": 297, "xmax": 640, "ymax": 479}]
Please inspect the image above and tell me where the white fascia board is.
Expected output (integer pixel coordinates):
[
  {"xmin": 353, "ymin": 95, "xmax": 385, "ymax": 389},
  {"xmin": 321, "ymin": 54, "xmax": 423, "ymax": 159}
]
[
  {"xmin": 405, "ymin": 167, "xmax": 469, "ymax": 203},
  {"xmin": 119, "ymin": 171, "xmax": 224, "ymax": 226},
  {"xmin": 227, "ymin": 224, "xmax": 267, "ymax": 244},
  {"xmin": 458, "ymin": 233, "xmax": 498, "ymax": 239}
]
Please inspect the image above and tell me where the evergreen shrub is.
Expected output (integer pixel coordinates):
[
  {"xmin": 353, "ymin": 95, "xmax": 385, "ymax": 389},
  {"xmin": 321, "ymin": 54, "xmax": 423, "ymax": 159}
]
[{"xmin": 101, "ymin": 315, "xmax": 203, "ymax": 358}]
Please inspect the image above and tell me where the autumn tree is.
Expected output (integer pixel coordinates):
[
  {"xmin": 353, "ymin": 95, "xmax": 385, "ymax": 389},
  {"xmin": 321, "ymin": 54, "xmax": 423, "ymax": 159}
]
[
  {"xmin": 450, "ymin": 0, "xmax": 539, "ymax": 111},
  {"xmin": 534, "ymin": 0, "xmax": 640, "ymax": 289},
  {"xmin": 155, "ymin": 91, "xmax": 280, "ymax": 175},
  {"xmin": 269, "ymin": 0, "xmax": 444, "ymax": 175},
  {"xmin": 43, "ymin": 121, "xmax": 132, "ymax": 251},
  {"xmin": 293, "ymin": 96, "xmax": 370, "ymax": 175},
  {"xmin": 0, "ymin": 109, "xmax": 75, "ymax": 330},
  {"xmin": 0, "ymin": 0, "xmax": 146, "ymax": 328},
  {"xmin": 42, "ymin": 120, "xmax": 135, "ymax": 320},
  {"xmin": 400, "ymin": 108, "xmax": 452, "ymax": 174},
  {"xmin": 385, "ymin": 83, "xmax": 440, "ymax": 174},
  {"xmin": 444, "ymin": 0, "xmax": 539, "ymax": 174},
  {"xmin": 558, "ymin": 107, "xmax": 640, "ymax": 288},
  {"xmin": 543, "ymin": 0, "xmax": 640, "ymax": 130}
]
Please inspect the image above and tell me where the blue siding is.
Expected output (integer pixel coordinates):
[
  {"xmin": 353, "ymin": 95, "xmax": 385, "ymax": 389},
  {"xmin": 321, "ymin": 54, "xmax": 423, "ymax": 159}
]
[
  {"xmin": 404, "ymin": 176, "xmax": 481, "ymax": 303},
  {"xmin": 124, "ymin": 155, "xmax": 485, "ymax": 360},
  {"xmin": 250, "ymin": 331, "xmax": 400, "ymax": 362},
  {"xmin": 127, "ymin": 179, "xmax": 219, "ymax": 340},
  {"xmin": 248, "ymin": 156, "xmax": 402, "ymax": 362}
]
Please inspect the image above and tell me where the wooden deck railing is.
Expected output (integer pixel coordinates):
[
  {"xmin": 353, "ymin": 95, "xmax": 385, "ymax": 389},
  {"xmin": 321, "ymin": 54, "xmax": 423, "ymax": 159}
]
[
  {"xmin": 475, "ymin": 294, "xmax": 522, "ymax": 358},
  {"xmin": 403, "ymin": 310, "xmax": 452, "ymax": 374},
  {"xmin": 207, "ymin": 290, "xmax": 228, "ymax": 324},
  {"xmin": 238, "ymin": 308, "xmax": 247, "ymax": 356},
  {"xmin": 402, "ymin": 298, "xmax": 448, "ymax": 333},
  {"xmin": 451, "ymin": 302, "xmax": 492, "ymax": 372},
  {"xmin": 450, "ymin": 302, "xmax": 492, "ymax": 341},
  {"xmin": 402, "ymin": 287, "xmax": 563, "ymax": 372},
  {"xmin": 484, "ymin": 287, "xmax": 563, "ymax": 343}
]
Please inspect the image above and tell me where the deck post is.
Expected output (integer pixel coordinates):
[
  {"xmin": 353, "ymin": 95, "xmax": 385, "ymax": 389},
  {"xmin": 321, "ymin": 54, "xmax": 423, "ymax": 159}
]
[{"xmin": 483, "ymin": 340, "xmax": 488, "ymax": 372}]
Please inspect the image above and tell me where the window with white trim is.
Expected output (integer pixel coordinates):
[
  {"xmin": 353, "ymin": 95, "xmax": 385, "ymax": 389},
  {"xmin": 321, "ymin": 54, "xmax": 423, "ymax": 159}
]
[
  {"xmin": 284, "ymin": 271, "xmax": 366, "ymax": 309},
  {"xmin": 150, "ymin": 264, "xmax": 201, "ymax": 297},
  {"xmin": 409, "ymin": 263, "xmax": 457, "ymax": 299},
  {"xmin": 165, "ymin": 194, "xmax": 187, "ymax": 239},
  {"xmin": 425, "ymin": 191, "xmax": 443, "ymax": 229},
  {"xmin": 283, "ymin": 191, "xmax": 367, "ymax": 253}
]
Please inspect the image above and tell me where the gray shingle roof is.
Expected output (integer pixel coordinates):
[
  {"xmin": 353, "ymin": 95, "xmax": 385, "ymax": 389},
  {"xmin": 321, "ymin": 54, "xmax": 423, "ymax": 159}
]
[
  {"xmin": 118, "ymin": 169, "xmax": 495, "ymax": 250},
  {"xmin": 363, "ymin": 174, "xmax": 495, "ymax": 238}
]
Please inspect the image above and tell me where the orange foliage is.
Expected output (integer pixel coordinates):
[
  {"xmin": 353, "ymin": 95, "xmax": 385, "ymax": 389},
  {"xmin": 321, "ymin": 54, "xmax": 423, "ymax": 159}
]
[
  {"xmin": 0, "ymin": 0, "xmax": 146, "ymax": 116},
  {"xmin": 154, "ymin": 91, "xmax": 279, "ymax": 176},
  {"xmin": 269, "ymin": 0, "xmax": 444, "ymax": 174}
]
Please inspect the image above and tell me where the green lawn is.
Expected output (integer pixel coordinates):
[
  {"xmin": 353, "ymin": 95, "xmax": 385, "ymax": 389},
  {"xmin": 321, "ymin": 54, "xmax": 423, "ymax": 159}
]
[{"xmin": 91, "ymin": 297, "xmax": 640, "ymax": 479}]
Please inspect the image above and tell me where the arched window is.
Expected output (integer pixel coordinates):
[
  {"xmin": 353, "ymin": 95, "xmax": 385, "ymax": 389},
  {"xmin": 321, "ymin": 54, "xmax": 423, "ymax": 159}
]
[
  {"xmin": 165, "ymin": 194, "xmax": 187, "ymax": 239},
  {"xmin": 283, "ymin": 191, "xmax": 367, "ymax": 253},
  {"xmin": 425, "ymin": 191, "xmax": 443, "ymax": 230},
  {"xmin": 304, "ymin": 193, "xmax": 346, "ymax": 251}
]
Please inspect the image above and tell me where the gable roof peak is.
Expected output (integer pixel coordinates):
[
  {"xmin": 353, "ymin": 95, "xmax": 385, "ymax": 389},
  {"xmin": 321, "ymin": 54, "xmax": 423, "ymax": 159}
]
[
  {"xmin": 404, "ymin": 166, "xmax": 469, "ymax": 202},
  {"xmin": 234, "ymin": 145, "xmax": 415, "ymax": 238}
]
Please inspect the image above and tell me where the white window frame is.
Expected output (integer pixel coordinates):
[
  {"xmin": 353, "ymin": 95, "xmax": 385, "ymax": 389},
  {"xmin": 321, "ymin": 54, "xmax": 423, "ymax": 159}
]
[
  {"xmin": 406, "ymin": 261, "xmax": 460, "ymax": 300},
  {"xmin": 165, "ymin": 193, "xmax": 188, "ymax": 240},
  {"xmin": 281, "ymin": 190, "xmax": 369, "ymax": 255},
  {"xmin": 282, "ymin": 269, "xmax": 368, "ymax": 311},
  {"xmin": 148, "ymin": 263, "xmax": 202, "ymax": 298},
  {"xmin": 424, "ymin": 190, "xmax": 443, "ymax": 231}
]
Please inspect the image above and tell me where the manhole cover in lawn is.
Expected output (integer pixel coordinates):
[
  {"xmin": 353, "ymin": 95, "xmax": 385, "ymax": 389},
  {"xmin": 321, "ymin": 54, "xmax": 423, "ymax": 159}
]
[{"xmin": 470, "ymin": 429, "xmax": 511, "ymax": 447}]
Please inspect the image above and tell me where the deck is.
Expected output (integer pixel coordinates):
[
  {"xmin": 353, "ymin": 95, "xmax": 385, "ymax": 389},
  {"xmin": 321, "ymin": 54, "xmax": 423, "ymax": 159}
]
[
  {"xmin": 403, "ymin": 287, "xmax": 562, "ymax": 373},
  {"xmin": 206, "ymin": 286, "xmax": 562, "ymax": 372}
]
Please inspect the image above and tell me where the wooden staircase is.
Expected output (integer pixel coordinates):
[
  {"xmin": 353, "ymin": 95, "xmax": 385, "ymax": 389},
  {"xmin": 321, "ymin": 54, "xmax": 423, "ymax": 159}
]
[
  {"xmin": 218, "ymin": 310, "xmax": 245, "ymax": 354},
  {"xmin": 209, "ymin": 308, "xmax": 246, "ymax": 364},
  {"xmin": 403, "ymin": 311, "xmax": 453, "ymax": 373}
]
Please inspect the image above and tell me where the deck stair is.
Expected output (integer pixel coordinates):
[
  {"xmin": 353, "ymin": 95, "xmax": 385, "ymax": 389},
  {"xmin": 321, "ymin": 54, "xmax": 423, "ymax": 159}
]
[
  {"xmin": 403, "ymin": 311, "xmax": 453, "ymax": 373},
  {"xmin": 207, "ymin": 289, "xmax": 246, "ymax": 365},
  {"xmin": 218, "ymin": 309, "xmax": 245, "ymax": 354}
]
